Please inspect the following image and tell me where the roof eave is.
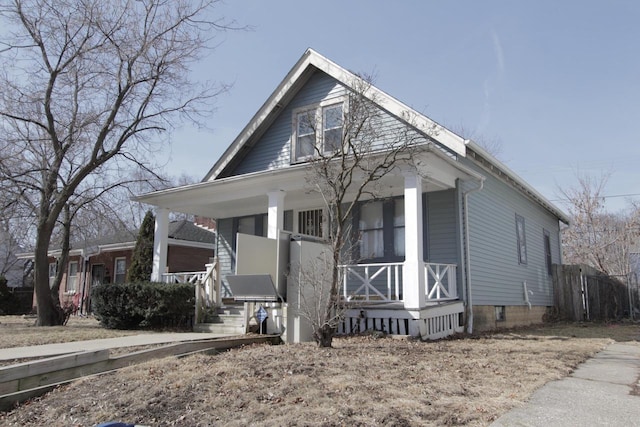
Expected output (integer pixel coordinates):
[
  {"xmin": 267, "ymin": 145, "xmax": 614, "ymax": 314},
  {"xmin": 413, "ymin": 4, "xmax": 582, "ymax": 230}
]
[
  {"xmin": 203, "ymin": 48, "xmax": 467, "ymax": 182},
  {"xmin": 466, "ymin": 139, "xmax": 570, "ymax": 225}
]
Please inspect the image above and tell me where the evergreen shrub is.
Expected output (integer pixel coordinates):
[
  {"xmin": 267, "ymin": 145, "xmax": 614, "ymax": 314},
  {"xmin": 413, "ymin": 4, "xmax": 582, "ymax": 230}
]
[{"xmin": 92, "ymin": 282, "xmax": 195, "ymax": 330}]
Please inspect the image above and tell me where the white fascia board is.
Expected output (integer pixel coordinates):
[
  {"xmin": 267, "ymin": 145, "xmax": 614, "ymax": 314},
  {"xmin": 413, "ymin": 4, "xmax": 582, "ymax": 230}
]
[
  {"xmin": 424, "ymin": 144, "xmax": 484, "ymax": 183},
  {"xmin": 305, "ymin": 50, "xmax": 467, "ymax": 157},
  {"xmin": 167, "ymin": 238, "xmax": 215, "ymax": 250},
  {"xmin": 97, "ymin": 242, "xmax": 136, "ymax": 252},
  {"xmin": 17, "ymin": 242, "xmax": 136, "ymax": 260},
  {"xmin": 15, "ymin": 252, "xmax": 35, "ymax": 260},
  {"xmin": 466, "ymin": 139, "xmax": 570, "ymax": 224},
  {"xmin": 203, "ymin": 49, "xmax": 466, "ymax": 182},
  {"xmin": 135, "ymin": 165, "xmax": 309, "ymax": 210}
]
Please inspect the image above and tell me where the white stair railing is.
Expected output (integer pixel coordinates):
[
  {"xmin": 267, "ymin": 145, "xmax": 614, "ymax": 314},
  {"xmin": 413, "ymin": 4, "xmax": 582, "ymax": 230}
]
[{"xmin": 161, "ymin": 258, "xmax": 221, "ymax": 324}]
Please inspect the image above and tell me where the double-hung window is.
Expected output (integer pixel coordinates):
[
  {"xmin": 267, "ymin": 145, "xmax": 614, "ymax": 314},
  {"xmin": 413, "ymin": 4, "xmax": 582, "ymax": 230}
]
[
  {"xmin": 293, "ymin": 101, "xmax": 343, "ymax": 162},
  {"xmin": 114, "ymin": 257, "xmax": 126, "ymax": 284},
  {"xmin": 358, "ymin": 198, "xmax": 405, "ymax": 261},
  {"xmin": 543, "ymin": 229, "xmax": 552, "ymax": 275},
  {"xmin": 48, "ymin": 262, "xmax": 57, "ymax": 288},
  {"xmin": 66, "ymin": 261, "xmax": 78, "ymax": 293},
  {"xmin": 359, "ymin": 202, "xmax": 384, "ymax": 259},
  {"xmin": 295, "ymin": 111, "xmax": 316, "ymax": 159},
  {"xmin": 322, "ymin": 104, "xmax": 342, "ymax": 153},
  {"xmin": 515, "ymin": 214, "xmax": 527, "ymax": 265}
]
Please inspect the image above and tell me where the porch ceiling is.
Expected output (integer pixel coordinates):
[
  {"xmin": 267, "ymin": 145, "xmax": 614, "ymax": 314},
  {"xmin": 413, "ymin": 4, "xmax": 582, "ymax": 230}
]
[{"xmin": 134, "ymin": 149, "xmax": 483, "ymax": 219}]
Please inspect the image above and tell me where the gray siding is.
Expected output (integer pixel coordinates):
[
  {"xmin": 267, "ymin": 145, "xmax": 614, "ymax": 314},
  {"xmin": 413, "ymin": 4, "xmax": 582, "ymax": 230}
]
[
  {"xmin": 230, "ymin": 71, "xmax": 346, "ymax": 176},
  {"xmin": 425, "ymin": 190, "xmax": 459, "ymax": 265},
  {"xmin": 227, "ymin": 69, "xmax": 455, "ymax": 177},
  {"xmin": 461, "ymin": 159, "xmax": 562, "ymax": 307}
]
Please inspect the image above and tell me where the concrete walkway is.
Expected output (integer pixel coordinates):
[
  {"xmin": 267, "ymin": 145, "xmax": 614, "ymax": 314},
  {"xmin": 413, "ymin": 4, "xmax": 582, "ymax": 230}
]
[
  {"xmin": 491, "ymin": 342, "xmax": 640, "ymax": 426},
  {"xmin": 0, "ymin": 332, "xmax": 230, "ymax": 361}
]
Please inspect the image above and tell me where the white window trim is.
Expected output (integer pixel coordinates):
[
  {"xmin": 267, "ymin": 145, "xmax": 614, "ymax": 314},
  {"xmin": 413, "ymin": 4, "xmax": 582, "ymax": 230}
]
[
  {"xmin": 293, "ymin": 207, "xmax": 327, "ymax": 239},
  {"xmin": 516, "ymin": 214, "xmax": 527, "ymax": 265},
  {"xmin": 66, "ymin": 261, "xmax": 79, "ymax": 294},
  {"xmin": 291, "ymin": 97, "xmax": 346, "ymax": 164},
  {"xmin": 114, "ymin": 257, "xmax": 127, "ymax": 284},
  {"xmin": 48, "ymin": 262, "xmax": 57, "ymax": 289}
]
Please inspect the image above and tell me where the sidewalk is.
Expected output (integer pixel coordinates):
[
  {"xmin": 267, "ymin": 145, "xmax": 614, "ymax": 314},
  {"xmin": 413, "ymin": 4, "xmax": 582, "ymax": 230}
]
[
  {"xmin": 491, "ymin": 342, "xmax": 640, "ymax": 426},
  {"xmin": 0, "ymin": 332, "xmax": 230, "ymax": 361}
]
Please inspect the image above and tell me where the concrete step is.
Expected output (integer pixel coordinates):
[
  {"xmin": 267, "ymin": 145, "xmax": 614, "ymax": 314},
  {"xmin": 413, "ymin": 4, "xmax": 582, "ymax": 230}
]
[
  {"xmin": 194, "ymin": 307, "xmax": 246, "ymax": 335},
  {"xmin": 194, "ymin": 321, "xmax": 245, "ymax": 335},
  {"xmin": 216, "ymin": 306, "xmax": 243, "ymax": 316}
]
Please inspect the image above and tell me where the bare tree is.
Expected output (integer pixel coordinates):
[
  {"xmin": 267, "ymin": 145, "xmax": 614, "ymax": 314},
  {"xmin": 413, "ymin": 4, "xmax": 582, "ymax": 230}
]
[
  {"xmin": 298, "ymin": 75, "xmax": 436, "ymax": 347},
  {"xmin": 560, "ymin": 173, "xmax": 640, "ymax": 277},
  {"xmin": 0, "ymin": 0, "xmax": 236, "ymax": 325}
]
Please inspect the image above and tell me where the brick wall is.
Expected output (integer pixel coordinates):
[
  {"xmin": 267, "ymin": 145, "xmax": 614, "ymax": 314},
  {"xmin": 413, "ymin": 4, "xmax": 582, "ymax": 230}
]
[{"xmin": 167, "ymin": 245, "xmax": 214, "ymax": 272}]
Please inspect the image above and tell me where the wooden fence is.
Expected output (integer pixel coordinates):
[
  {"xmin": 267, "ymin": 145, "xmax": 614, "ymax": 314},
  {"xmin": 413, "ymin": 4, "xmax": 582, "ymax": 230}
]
[{"xmin": 552, "ymin": 264, "xmax": 633, "ymax": 321}]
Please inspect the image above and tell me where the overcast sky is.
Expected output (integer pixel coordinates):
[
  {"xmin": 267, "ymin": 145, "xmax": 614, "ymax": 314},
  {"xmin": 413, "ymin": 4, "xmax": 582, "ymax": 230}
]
[{"xmin": 162, "ymin": 0, "xmax": 640, "ymax": 213}]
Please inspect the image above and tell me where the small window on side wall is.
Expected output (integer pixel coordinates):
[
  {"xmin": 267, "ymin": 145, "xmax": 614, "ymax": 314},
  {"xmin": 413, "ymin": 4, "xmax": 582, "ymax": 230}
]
[
  {"xmin": 515, "ymin": 214, "xmax": 527, "ymax": 265},
  {"xmin": 543, "ymin": 229, "xmax": 552, "ymax": 276}
]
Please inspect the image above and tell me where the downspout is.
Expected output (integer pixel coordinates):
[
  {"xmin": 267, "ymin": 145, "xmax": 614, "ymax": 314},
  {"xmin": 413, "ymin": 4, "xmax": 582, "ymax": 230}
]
[{"xmin": 463, "ymin": 177, "xmax": 484, "ymax": 334}]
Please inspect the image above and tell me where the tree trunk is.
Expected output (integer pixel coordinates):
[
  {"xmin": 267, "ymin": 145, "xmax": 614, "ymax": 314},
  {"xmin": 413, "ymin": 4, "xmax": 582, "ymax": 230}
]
[
  {"xmin": 34, "ymin": 223, "xmax": 64, "ymax": 326},
  {"xmin": 316, "ymin": 324, "xmax": 335, "ymax": 348}
]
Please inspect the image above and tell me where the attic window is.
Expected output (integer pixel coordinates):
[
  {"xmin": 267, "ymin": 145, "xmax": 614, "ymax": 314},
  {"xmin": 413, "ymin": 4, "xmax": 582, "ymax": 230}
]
[{"xmin": 293, "ymin": 101, "xmax": 343, "ymax": 162}]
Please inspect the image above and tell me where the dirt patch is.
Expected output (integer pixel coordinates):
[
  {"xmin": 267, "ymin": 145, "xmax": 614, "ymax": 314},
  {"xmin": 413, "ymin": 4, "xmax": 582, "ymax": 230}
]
[{"xmin": 4, "ymin": 324, "xmax": 636, "ymax": 426}]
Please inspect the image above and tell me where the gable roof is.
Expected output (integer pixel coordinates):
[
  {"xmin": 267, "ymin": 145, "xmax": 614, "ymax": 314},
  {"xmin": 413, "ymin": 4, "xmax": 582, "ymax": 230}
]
[
  {"xmin": 203, "ymin": 48, "xmax": 466, "ymax": 182},
  {"xmin": 167, "ymin": 220, "xmax": 216, "ymax": 243},
  {"xmin": 200, "ymin": 48, "xmax": 568, "ymax": 224},
  {"xmin": 17, "ymin": 220, "xmax": 215, "ymax": 259}
]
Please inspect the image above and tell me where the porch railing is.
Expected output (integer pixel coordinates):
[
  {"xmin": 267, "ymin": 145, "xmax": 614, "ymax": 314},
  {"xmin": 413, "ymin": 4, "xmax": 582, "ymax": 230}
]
[
  {"xmin": 161, "ymin": 258, "xmax": 222, "ymax": 324},
  {"xmin": 339, "ymin": 262, "xmax": 458, "ymax": 303},
  {"xmin": 425, "ymin": 263, "xmax": 457, "ymax": 301},
  {"xmin": 340, "ymin": 262, "xmax": 403, "ymax": 302}
]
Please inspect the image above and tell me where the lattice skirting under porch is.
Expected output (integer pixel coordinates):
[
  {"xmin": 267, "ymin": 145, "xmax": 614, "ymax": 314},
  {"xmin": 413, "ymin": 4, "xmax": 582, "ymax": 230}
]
[
  {"xmin": 337, "ymin": 316, "xmax": 411, "ymax": 336},
  {"xmin": 336, "ymin": 302, "xmax": 465, "ymax": 340},
  {"xmin": 415, "ymin": 310, "xmax": 464, "ymax": 340}
]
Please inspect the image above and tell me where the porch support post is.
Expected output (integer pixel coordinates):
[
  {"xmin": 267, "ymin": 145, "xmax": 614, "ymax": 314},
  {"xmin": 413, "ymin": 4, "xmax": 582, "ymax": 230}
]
[
  {"xmin": 403, "ymin": 173, "xmax": 426, "ymax": 310},
  {"xmin": 151, "ymin": 207, "xmax": 169, "ymax": 282},
  {"xmin": 267, "ymin": 190, "xmax": 286, "ymax": 239}
]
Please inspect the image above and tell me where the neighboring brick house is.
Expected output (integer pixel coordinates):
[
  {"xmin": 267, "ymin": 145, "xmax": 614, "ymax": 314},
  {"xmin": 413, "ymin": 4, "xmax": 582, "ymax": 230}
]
[{"xmin": 26, "ymin": 219, "xmax": 215, "ymax": 314}]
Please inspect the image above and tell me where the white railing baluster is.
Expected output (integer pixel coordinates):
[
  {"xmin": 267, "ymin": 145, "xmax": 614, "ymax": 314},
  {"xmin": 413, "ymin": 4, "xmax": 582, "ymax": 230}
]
[
  {"xmin": 338, "ymin": 262, "xmax": 403, "ymax": 303},
  {"xmin": 395, "ymin": 265, "xmax": 400, "ymax": 300},
  {"xmin": 424, "ymin": 263, "xmax": 458, "ymax": 302}
]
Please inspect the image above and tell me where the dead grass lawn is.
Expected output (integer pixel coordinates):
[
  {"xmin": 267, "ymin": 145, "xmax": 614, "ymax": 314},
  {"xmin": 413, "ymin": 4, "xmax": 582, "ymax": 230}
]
[
  {"xmin": 0, "ymin": 315, "xmax": 141, "ymax": 349},
  {"xmin": 1, "ymin": 321, "xmax": 638, "ymax": 426}
]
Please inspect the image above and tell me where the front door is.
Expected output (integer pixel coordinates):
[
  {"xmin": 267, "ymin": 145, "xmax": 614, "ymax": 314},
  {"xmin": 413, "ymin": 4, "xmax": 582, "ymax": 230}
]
[{"xmin": 89, "ymin": 264, "xmax": 105, "ymax": 313}]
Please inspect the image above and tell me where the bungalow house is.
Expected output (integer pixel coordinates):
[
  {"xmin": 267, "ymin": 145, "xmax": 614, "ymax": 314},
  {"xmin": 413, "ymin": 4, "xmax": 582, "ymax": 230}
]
[
  {"xmin": 135, "ymin": 49, "xmax": 569, "ymax": 341},
  {"xmin": 21, "ymin": 219, "xmax": 215, "ymax": 314}
]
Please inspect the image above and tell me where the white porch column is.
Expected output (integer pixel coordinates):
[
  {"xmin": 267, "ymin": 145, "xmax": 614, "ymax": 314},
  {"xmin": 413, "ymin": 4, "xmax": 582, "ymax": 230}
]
[
  {"xmin": 151, "ymin": 208, "xmax": 169, "ymax": 282},
  {"xmin": 267, "ymin": 190, "xmax": 286, "ymax": 239},
  {"xmin": 403, "ymin": 173, "xmax": 426, "ymax": 309}
]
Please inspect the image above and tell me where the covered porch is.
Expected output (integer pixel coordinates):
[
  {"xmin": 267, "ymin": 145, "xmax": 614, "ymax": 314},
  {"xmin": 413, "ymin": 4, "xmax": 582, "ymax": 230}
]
[{"xmin": 136, "ymin": 149, "xmax": 483, "ymax": 340}]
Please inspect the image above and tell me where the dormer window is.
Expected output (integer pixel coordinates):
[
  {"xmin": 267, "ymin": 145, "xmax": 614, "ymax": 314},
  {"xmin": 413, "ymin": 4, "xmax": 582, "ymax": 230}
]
[{"xmin": 293, "ymin": 101, "xmax": 343, "ymax": 162}]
